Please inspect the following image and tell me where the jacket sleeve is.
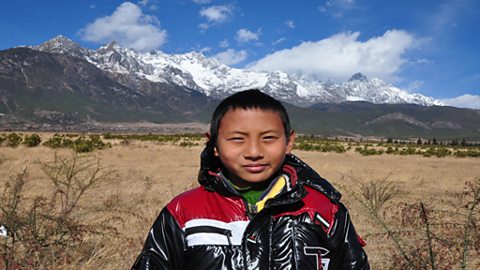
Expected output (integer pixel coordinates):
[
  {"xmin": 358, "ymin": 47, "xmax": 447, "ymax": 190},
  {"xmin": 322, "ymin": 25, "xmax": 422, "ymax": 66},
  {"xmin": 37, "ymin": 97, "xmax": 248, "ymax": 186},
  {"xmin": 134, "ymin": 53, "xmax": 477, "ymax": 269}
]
[
  {"xmin": 330, "ymin": 203, "xmax": 370, "ymax": 270},
  {"xmin": 131, "ymin": 207, "xmax": 187, "ymax": 270}
]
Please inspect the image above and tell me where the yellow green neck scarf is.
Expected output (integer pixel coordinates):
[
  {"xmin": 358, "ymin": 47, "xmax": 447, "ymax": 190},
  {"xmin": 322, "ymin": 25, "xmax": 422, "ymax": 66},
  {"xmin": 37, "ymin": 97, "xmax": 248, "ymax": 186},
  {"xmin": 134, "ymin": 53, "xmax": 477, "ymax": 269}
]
[{"xmin": 227, "ymin": 174, "xmax": 290, "ymax": 214}]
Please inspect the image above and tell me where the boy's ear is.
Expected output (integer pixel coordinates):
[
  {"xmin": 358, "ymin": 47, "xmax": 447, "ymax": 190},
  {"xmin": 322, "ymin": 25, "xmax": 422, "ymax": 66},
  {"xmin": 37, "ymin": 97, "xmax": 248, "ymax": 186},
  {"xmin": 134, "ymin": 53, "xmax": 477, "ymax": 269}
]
[
  {"xmin": 286, "ymin": 130, "xmax": 295, "ymax": 154},
  {"xmin": 206, "ymin": 132, "xmax": 219, "ymax": 156}
]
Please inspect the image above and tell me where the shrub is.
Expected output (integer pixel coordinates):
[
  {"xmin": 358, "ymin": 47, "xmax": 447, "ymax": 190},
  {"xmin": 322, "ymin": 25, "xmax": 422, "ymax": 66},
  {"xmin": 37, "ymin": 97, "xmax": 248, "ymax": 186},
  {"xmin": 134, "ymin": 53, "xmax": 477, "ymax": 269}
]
[
  {"xmin": 0, "ymin": 153, "xmax": 116, "ymax": 268},
  {"xmin": 43, "ymin": 134, "xmax": 71, "ymax": 149},
  {"xmin": 73, "ymin": 136, "xmax": 94, "ymax": 153},
  {"xmin": 398, "ymin": 147, "xmax": 416, "ymax": 155},
  {"xmin": 455, "ymin": 149, "xmax": 480, "ymax": 158},
  {"xmin": 22, "ymin": 134, "xmax": 42, "ymax": 147},
  {"xmin": 101, "ymin": 133, "xmax": 203, "ymax": 147},
  {"xmin": 434, "ymin": 147, "xmax": 451, "ymax": 158},
  {"xmin": 342, "ymin": 177, "xmax": 480, "ymax": 269},
  {"xmin": 5, "ymin": 133, "xmax": 23, "ymax": 147},
  {"xmin": 294, "ymin": 136, "xmax": 346, "ymax": 153},
  {"xmin": 43, "ymin": 134, "xmax": 111, "ymax": 153},
  {"xmin": 355, "ymin": 146, "xmax": 383, "ymax": 156},
  {"xmin": 179, "ymin": 141, "xmax": 199, "ymax": 147}
]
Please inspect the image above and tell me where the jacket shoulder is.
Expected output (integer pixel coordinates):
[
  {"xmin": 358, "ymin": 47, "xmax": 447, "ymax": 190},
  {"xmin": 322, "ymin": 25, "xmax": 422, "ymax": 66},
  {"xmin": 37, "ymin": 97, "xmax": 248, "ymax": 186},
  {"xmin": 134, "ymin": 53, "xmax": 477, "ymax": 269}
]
[
  {"xmin": 166, "ymin": 186, "xmax": 209, "ymax": 227},
  {"xmin": 303, "ymin": 186, "xmax": 340, "ymax": 229},
  {"xmin": 167, "ymin": 186, "xmax": 208, "ymax": 209},
  {"xmin": 273, "ymin": 185, "xmax": 340, "ymax": 233},
  {"xmin": 166, "ymin": 186, "xmax": 247, "ymax": 228},
  {"xmin": 285, "ymin": 154, "xmax": 342, "ymax": 203}
]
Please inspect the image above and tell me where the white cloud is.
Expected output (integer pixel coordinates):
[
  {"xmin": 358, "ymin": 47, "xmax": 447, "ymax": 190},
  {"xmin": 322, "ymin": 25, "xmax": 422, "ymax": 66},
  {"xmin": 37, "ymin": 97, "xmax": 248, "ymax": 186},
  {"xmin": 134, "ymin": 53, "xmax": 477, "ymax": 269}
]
[
  {"xmin": 192, "ymin": 0, "xmax": 212, "ymax": 4},
  {"xmin": 200, "ymin": 47, "xmax": 212, "ymax": 53},
  {"xmin": 199, "ymin": 23, "xmax": 210, "ymax": 30},
  {"xmin": 138, "ymin": 0, "xmax": 158, "ymax": 10},
  {"xmin": 272, "ymin": 37, "xmax": 286, "ymax": 45},
  {"xmin": 79, "ymin": 2, "xmax": 167, "ymax": 52},
  {"xmin": 428, "ymin": 1, "xmax": 464, "ymax": 33},
  {"xmin": 250, "ymin": 29, "xmax": 416, "ymax": 82},
  {"xmin": 406, "ymin": 80, "xmax": 424, "ymax": 92},
  {"xmin": 219, "ymin": 39, "xmax": 229, "ymax": 48},
  {"xmin": 236, "ymin": 28, "xmax": 261, "ymax": 43},
  {"xmin": 213, "ymin": 49, "xmax": 248, "ymax": 66},
  {"xmin": 199, "ymin": 5, "xmax": 233, "ymax": 29},
  {"xmin": 441, "ymin": 94, "xmax": 480, "ymax": 109},
  {"xmin": 416, "ymin": 58, "xmax": 434, "ymax": 65},
  {"xmin": 138, "ymin": 0, "xmax": 149, "ymax": 6},
  {"xmin": 318, "ymin": 5, "xmax": 328, "ymax": 13},
  {"xmin": 284, "ymin": 20, "xmax": 295, "ymax": 29},
  {"xmin": 318, "ymin": 0, "xmax": 356, "ymax": 18}
]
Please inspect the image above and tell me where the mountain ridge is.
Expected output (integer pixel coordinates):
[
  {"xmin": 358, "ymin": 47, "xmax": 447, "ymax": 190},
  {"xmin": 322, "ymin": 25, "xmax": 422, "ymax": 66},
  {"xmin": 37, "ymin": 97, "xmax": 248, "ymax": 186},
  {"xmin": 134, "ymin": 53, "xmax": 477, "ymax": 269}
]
[
  {"xmin": 32, "ymin": 36, "xmax": 442, "ymax": 107},
  {"xmin": 1, "ymin": 36, "xmax": 478, "ymax": 139}
]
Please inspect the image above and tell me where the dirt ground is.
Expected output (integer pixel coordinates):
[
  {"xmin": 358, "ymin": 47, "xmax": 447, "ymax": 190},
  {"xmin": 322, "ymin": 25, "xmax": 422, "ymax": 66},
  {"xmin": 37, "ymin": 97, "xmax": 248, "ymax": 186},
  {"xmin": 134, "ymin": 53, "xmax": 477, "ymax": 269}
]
[{"xmin": 1, "ymin": 140, "xmax": 479, "ymax": 269}]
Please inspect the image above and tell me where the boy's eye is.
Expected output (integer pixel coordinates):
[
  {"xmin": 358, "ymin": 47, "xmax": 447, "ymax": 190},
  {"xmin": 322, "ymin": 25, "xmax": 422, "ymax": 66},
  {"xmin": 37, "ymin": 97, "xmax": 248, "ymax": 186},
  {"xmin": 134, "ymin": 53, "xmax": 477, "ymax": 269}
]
[
  {"xmin": 263, "ymin": 135, "xmax": 278, "ymax": 141},
  {"xmin": 228, "ymin": 137, "xmax": 244, "ymax": 142}
]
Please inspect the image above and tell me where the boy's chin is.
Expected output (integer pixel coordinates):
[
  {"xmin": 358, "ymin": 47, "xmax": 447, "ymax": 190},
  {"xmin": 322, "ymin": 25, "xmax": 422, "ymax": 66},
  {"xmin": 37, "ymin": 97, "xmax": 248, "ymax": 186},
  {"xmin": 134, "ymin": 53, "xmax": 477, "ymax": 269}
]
[{"xmin": 233, "ymin": 173, "xmax": 280, "ymax": 189}]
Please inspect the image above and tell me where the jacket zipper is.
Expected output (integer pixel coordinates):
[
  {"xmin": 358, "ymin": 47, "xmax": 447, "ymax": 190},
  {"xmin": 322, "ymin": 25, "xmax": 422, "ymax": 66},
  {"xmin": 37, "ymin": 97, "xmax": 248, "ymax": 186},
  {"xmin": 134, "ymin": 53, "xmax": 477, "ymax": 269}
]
[{"xmin": 242, "ymin": 197, "xmax": 255, "ymax": 220}]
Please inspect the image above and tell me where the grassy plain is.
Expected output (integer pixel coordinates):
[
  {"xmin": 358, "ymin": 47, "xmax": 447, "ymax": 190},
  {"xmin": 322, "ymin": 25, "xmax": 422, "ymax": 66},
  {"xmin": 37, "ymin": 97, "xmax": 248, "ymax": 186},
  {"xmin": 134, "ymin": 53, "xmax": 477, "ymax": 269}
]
[{"xmin": 0, "ymin": 134, "xmax": 479, "ymax": 269}]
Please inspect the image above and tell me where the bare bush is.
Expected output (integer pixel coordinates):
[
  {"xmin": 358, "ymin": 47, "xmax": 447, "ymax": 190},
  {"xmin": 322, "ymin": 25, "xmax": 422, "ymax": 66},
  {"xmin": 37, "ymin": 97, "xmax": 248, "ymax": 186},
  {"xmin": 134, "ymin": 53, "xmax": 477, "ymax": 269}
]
[
  {"xmin": 43, "ymin": 152, "xmax": 111, "ymax": 217},
  {"xmin": 0, "ymin": 152, "xmax": 117, "ymax": 269},
  {"xmin": 341, "ymin": 176, "xmax": 480, "ymax": 269}
]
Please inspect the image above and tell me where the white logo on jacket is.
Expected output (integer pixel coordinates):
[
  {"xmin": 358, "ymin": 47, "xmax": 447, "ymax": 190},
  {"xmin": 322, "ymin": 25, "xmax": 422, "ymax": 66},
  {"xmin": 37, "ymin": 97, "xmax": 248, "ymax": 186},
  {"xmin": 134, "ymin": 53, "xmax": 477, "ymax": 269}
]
[{"xmin": 304, "ymin": 246, "xmax": 330, "ymax": 270}]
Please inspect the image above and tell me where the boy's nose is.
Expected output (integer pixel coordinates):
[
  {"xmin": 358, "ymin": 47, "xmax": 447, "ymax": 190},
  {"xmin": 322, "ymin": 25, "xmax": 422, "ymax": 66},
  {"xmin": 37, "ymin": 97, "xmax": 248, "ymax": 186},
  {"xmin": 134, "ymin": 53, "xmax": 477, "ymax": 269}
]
[{"xmin": 244, "ymin": 140, "xmax": 263, "ymax": 159}]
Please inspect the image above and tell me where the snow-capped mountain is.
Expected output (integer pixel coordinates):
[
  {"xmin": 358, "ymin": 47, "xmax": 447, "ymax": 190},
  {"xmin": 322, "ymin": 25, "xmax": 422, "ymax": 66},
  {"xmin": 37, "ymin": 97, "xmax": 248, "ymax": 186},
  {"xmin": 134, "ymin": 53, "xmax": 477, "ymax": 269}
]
[{"xmin": 33, "ymin": 36, "xmax": 443, "ymax": 107}]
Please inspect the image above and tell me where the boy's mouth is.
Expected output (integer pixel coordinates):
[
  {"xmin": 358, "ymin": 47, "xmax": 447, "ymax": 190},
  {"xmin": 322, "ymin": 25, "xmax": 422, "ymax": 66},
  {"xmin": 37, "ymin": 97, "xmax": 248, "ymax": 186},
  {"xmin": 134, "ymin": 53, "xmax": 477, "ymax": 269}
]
[{"xmin": 243, "ymin": 164, "xmax": 268, "ymax": 173}]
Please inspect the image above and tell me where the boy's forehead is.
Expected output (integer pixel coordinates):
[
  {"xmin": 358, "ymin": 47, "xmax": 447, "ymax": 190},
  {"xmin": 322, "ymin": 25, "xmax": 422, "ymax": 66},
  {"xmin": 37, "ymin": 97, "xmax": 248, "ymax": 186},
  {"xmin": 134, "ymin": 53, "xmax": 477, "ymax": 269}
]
[
  {"xmin": 225, "ymin": 108, "xmax": 281, "ymax": 119},
  {"xmin": 219, "ymin": 108, "xmax": 284, "ymax": 130}
]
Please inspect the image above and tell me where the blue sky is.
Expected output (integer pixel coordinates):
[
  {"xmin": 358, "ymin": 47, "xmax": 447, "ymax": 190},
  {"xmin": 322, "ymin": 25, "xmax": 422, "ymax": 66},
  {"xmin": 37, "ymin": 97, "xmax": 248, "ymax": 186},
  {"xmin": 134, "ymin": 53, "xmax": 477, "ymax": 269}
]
[{"xmin": 1, "ymin": 0, "xmax": 479, "ymax": 108}]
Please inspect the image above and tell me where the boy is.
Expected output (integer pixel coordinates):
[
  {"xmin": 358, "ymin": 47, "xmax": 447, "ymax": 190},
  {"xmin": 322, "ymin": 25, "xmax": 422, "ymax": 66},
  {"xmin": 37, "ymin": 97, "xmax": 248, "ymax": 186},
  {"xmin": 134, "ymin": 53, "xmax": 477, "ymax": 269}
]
[{"xmin": 132, "ymin": 89, "xmax": 369, "ymax": 270}]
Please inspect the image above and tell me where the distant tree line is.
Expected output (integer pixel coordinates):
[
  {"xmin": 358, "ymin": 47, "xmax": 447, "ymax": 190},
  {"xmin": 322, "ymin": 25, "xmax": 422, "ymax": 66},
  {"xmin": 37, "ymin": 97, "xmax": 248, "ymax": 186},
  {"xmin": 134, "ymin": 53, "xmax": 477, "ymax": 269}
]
[{"xmin": 386, "ymin": 137, "xmax": 480, "ymax": 147}]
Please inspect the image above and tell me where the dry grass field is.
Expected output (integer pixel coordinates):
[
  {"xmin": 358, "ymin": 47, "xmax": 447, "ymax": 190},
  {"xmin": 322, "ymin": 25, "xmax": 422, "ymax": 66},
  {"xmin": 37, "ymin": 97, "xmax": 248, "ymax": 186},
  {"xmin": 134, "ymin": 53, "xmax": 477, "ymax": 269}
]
[{"xmin": 0, "ymin": 134, "xmax": 479, "ymax": 269}]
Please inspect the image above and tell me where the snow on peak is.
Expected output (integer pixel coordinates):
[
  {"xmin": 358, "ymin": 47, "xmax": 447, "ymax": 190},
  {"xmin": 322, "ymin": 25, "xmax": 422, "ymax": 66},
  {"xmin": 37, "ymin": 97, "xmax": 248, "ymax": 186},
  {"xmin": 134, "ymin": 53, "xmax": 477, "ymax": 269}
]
[
  {"xmin": 28, "ymin": 38, "xmax": 443, "ymax": 107},
  {"xmin": 34, "ymin": 35, "xmax": 88, "ymax": 56}
]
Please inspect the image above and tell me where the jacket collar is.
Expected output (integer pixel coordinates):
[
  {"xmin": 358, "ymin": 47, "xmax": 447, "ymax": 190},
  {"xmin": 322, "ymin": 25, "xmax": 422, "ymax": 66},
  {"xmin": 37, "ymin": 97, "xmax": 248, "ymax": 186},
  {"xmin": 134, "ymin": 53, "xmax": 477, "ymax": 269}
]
[{"xmin": 197, "ymin": 147, "xmax": 341, "ymax": 204}]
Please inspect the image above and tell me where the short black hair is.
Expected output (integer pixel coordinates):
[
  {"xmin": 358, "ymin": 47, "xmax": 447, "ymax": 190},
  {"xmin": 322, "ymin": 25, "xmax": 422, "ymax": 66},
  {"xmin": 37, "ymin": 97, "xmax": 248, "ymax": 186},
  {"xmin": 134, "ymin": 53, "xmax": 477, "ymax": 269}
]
[{"xmin": 208, "ymin": 89, "xmax": 292, "ymax": 150}]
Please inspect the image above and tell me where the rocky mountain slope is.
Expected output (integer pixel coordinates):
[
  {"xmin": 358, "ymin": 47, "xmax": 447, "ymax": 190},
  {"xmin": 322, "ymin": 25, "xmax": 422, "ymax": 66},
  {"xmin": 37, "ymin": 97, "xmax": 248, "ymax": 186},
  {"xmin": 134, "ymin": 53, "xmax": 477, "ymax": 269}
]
[
  {"xmin": 33, "ymin": 36, "xmax": 441, "ymax": 107},
  {"xmin": 0, "ymin": 46, "xmax": 214, "ymax": 127},
  {"xmin": 1, "ymin": 36, "xmax": 478, "ymax": 139}
]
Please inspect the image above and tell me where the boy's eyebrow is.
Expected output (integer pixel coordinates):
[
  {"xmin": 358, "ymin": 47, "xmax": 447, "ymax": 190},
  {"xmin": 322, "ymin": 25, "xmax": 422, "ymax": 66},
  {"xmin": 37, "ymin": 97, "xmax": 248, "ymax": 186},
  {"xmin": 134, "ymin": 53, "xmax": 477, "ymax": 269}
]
[
  {"xmin": 227, "ymin": 131, "xmax": 249, "ymax": 136},
  {"xmin": 226, "ymin": 130, "xmax": 281, "ymax": 135},
  {"xmin": 260, "ymin": 130, "xmax": 281, "ymax": 135}
]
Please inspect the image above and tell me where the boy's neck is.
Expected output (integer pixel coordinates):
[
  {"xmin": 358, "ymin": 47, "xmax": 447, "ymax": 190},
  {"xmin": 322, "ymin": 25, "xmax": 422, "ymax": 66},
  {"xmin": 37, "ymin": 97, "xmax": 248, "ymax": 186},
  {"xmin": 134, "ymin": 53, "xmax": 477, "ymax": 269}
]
[{"xmin": 223, "ymin": 170, "xmax": 281, "ymax": 190}]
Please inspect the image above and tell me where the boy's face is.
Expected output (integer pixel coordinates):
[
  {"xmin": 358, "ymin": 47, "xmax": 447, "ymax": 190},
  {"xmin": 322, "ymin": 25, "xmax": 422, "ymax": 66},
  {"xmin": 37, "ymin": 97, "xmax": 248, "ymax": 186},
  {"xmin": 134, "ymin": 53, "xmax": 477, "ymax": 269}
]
[{"xmin": 213, "ymin": 108, "xmax": 295, "ymax": 188}]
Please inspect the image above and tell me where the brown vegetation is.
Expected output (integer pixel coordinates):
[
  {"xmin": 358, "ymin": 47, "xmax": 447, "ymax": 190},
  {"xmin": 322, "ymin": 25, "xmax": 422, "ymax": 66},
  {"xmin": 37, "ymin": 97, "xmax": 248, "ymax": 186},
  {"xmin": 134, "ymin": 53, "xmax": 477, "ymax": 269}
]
[{"xmin": 0, "ymin": 133, "xmax": 479, "ymax": 269}]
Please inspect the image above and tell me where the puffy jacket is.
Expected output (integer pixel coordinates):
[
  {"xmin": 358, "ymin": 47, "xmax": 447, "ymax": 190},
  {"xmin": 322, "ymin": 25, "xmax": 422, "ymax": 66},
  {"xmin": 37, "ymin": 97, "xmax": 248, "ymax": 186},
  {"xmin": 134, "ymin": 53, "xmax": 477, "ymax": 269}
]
[{"xmin": 132, "ymin": 150, "xmax": 369, "ymax": 270}]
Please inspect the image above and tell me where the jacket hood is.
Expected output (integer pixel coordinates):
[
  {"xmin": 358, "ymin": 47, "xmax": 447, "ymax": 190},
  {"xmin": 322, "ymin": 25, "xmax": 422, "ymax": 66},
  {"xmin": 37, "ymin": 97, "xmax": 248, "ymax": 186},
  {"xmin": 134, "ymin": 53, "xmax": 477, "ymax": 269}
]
[{"xmin": 197, "ymin": 146, "xmax": 342, "ymax": 203}]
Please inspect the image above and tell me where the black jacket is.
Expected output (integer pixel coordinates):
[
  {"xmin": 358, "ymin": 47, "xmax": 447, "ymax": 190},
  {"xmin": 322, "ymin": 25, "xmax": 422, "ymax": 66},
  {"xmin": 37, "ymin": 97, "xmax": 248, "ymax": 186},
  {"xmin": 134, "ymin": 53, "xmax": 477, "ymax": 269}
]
[{"xmin": 132, "ymin": 151, "xmax": 369, "ymax": 270}]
